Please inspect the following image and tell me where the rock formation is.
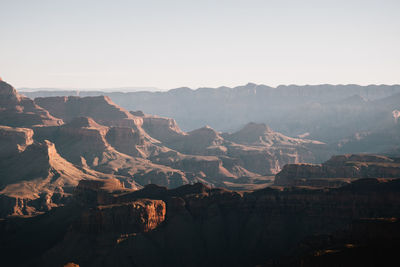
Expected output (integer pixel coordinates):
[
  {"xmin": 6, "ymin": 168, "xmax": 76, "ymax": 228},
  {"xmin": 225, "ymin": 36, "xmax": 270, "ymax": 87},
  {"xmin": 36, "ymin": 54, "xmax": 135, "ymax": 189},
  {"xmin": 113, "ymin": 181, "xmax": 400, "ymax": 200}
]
[
  {"xmin": 2, "ymin": 178, "xmax": 400, "ymax": 266},
  {"xmin": 33, "ymin": 117, "xmax": 190, "ymax": 190},
  {"xmin": 275, "ymin": 154, "xmax": 400, "ymax": 187},
  {"xmin": 1, "ymin": 80, "xmax": 400, "ymax": 266},
  {"xmin": 32, "ymin": 89, "xmax": 329, "ymax": 184},
  {"xmin": 35, "ymin": 95, "xmax": 142, "ymax": 128},
  {"xmin": 0, "ymin": 80, "xmax": 62, "ymax": 127},
  {"xmin": 0, "ymin": 126, "xmax": 108, "ymax": 217},
  {"xmin": 22, "ymin": 83, "xmax": 400, "ymax": 144}
]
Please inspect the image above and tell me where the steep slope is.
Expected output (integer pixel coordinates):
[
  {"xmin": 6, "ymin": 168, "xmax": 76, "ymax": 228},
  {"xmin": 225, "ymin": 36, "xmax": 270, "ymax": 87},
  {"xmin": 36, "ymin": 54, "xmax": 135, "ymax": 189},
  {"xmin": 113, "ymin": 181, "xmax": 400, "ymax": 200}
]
[
  {"xmin": 0, "ymin": 80, "xmax": 62, "ymax": 127},
  {"xmin": 31, "ymin": 95, "xmax": 270, "ymax": 185},
  {"xmin": 105, "ymin": 125, "xmax": 167, "ymax": 158},
  {"xmin": 23, "ymin": 83, "xmax": 400, "ymax": 137},
  {"xmin": 165, "ymin": 126, "xmax": 225, "ymax": 155},
  {"xmin": 32, "ymin": 95, "xmax": 237, "ymax": 187},
  {"xmin": 141, "ymin": 114, "xmax": 187, "ymax": 143},
  {"xmin": 275, "ymin": 154, "xmax": 400, "ymax": 187},
  {"xmin": 3, "ymin": 178, "xmax": 400, "ymax": 266},
  {"xmin": 1, "ymin": 83, "xmax": 334, "ymax": 189},
  {"xmin": 33, "ymin": 117, "xmax": 190, "ymax": 189},
  {"xmin": 34, "ymin": 95, "xmax": 141, "ymax": 127},
  {"xmin": 32, "ymin": 92, "xmax": 330, "ymax": 178},
  {"xmin": 0, "ymin": 125, "xmax": 33, "ymax": 157},
  {"xmin": 154, "ymin": 121, "xmax": 329, "ymax": 176},
  {"xmin": 223, "ymin": 122, "xmax": 323, "ymax": 147},
  {"xmin": 338, "ymin": 110, "xmax": 400, "ymax": 155},
  {"xmin": 0, "ymin": 126, "xmax": 108, "ymax": 217}
]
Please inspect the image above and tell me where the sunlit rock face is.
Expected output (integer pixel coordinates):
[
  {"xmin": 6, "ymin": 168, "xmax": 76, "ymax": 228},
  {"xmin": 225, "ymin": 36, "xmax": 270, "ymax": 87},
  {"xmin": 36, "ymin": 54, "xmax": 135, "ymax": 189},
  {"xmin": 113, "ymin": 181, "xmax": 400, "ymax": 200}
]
[{"xmin": 0, "ymin": 80, "xmax": 63, "ymax": 127}]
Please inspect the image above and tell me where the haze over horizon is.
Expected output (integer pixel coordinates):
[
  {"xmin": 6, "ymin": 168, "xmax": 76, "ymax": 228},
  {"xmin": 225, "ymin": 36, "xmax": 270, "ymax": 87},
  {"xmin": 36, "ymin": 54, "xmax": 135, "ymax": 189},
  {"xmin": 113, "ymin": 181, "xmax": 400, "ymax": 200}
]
[{"xmin": 1, "ymin": 0, "xmax": 399, "ymax": 89}]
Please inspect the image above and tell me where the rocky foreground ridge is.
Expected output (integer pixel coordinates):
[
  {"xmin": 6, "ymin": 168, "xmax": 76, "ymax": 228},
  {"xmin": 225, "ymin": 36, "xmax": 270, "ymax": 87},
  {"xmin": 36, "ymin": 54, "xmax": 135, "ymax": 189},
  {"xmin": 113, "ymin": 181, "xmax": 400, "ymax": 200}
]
[{"xmin": 2, "ymin": 178, "xmax": 400, "ymax": 266}]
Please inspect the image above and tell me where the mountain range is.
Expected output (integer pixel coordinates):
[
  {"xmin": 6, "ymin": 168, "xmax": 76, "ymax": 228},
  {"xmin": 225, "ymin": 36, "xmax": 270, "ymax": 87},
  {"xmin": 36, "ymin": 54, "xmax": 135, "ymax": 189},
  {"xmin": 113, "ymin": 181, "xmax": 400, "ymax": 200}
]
[
  {"xmin": 1, "ymin": 80, "xmax": 400, "ymax": 266},
  {"xmin": 21, "ymin": 83, "xmax": 400, "ymax": 150}
]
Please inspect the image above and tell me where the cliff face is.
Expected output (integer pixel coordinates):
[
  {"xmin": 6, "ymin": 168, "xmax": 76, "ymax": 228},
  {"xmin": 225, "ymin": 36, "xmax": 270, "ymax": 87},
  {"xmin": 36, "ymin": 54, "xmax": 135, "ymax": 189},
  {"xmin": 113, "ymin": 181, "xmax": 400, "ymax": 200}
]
[
  {"xmin": 337, "ymin": 112, "xmax": 400, "ymax": 155},
  {"xmin": 105, "ymin": 126, "xmax": 167, "ymax": 159},
  {"xmin": 224, "ymin": 122, "xmax": 322, "ymax": 147},
  {"xmin": 145, "ymin": 120, "xmax": 329, "ymax": 176},
  {"xmin": 0, "ymin": 81, "xmax": 63, "ymax": 127},
  {"xmin": 26, "ymin": 178, "xmax": 400, "ymax": 267},
  {"xmin": 0, "ymin": 129, "xmax": 105, "ymax": 217},
  {"xmin": 34, "ymin": 95, "xmax": 143, "ymax": 128},
  {"xmin": 32, "ymin": 92, "xmax": 329, "ymax": 185},
  {"xmin": 73, "ymin": 179, "xmax": 166, "ymax": 233},
  {"xmin": 141, "ymin": 115, "xmax": 187, "ymax": 143},
  {"xmin": 32, "ymin": 117, "xmax": 191, "ymax": 190},
  {"xmin": 23, "ymin": 83, "xmax": 400, "ymax": 144},
  {"xmin": 0, "ymin": 126, "xmax": 33, "ymax": 157},
  {"xmin": 78, "ymin": 199, "xmax": 166, "ymax": 234},
  {"xmin": 275, "ymin": 154, "xmax": 400, "ymax": 186}
]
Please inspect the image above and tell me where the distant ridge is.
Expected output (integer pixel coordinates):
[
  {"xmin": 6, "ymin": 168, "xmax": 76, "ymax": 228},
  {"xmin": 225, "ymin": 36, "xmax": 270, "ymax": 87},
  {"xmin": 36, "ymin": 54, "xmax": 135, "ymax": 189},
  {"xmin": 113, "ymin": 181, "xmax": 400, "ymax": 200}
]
[
  {"xmin": 21, "ymin": 83, "xmax": 400, "ymax": 143},
  {"xmin": 19, "ymin": 82, "xmax": 400, "ymax": 94}
]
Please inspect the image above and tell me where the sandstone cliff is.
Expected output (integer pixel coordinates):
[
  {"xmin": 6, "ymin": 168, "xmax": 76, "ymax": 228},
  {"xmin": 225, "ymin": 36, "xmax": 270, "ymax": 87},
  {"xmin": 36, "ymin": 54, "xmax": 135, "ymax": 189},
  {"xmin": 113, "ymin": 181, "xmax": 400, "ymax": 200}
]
[
  {"xmin": 0, "ymin": 80, "xmax": 62, "ymax": 127},
  {"xmin": 0, "ymin": 126, "xmax": 109, "ymax": 217}
]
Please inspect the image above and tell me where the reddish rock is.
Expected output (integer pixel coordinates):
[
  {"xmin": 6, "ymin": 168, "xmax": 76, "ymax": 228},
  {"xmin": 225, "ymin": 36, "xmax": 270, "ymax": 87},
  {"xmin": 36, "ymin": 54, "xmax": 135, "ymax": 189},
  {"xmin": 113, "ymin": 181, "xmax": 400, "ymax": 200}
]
[
  {"xmin": 0, "ymin": 126, "xmax": 33, "ymax": 157},
  {"xmin": 34, "ymin": 95, "xmax": 143, "ymax": 128},
  {"xmin": 78, "ymin": 199, "xmax": 166, "ymax": 233},
  {"xmin": 0, "ymin": 80, "xmax": 63, "ymax": 127},
  {"xmin": 142, "ymin": 115, "xmax": 186, "ymax": 143},
  {"xmin": 0, "ymin": 126, "xmax": 106, "ymax": 217}
]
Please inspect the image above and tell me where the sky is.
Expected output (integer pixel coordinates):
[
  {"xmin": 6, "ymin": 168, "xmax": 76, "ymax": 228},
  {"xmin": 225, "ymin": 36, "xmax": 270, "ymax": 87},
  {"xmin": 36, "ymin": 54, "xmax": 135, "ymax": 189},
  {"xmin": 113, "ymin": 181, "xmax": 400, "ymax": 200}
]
[{"xmin": 1, "ymin": 0, "xmax": 399, "ymax": 90}]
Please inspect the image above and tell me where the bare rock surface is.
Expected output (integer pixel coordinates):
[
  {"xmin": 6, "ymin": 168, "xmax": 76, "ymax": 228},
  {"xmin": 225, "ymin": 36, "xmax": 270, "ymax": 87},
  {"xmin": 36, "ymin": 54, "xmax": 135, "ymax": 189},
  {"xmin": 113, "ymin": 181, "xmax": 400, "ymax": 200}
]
[
  {"xmin": 0, "ymin": 80, "xmax": 63, "ymax": 127},
  {"xmin": 275, "ymin": 154, "xmax": 400, "ymax": 187}
]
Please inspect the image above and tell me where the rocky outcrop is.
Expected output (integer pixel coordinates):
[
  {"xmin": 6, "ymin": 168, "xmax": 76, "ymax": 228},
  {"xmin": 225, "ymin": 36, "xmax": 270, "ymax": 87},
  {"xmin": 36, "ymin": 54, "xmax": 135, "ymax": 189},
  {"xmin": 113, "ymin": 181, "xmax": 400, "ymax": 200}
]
[
  {"xmin": 32, "ymin": 117, "xmax": 190, "ymax": 189},
  {"xmin": 78, "ymin": 199, "xmax": 166, "ymax": 234},
  {"xmin": 0, "ymin": 139, "xmax": 103, "ymax": 217},
  {"xmin": 275, "ymin": 154, "xmax": 400, "ymax": 186},
  {"xmin": 141, "ymin": 115, "xmax": 186, "ymax": 143},
  {"xmin": 224, "ymin": 122, "xmax": 323, "ymax": 147},
  {"xmin": 0, "ymin": 125, "xmax": 113, "ymax": 217},
  {"xmin": 337, "ymin": 112, "xmax": 400, "ymax": 155},
  {"xmin": 161, "ymin": 126, "xmax": 224, "ymax": 155},
  {"xmin": 105, "ymin": 126, "xmax": 166, "ymax": 158},
  {"xmin": 22, "ymin": 83, "xmax": 400, "ymax": 141},
  {"xmin": 22, "ymin": 179, "xmax": 400, "ymax": 267},
  {"xmin": 150, "ymin": 121, "xmax": 328, "ymax": 176},
  {"xmin": 0, "ymin": 80, "xmax": 62, "ymax": 127},
  {"xmin": 34, "ymin": 95, "xmax": 143, "ymax": 128},
  {"xmin": 73, "ymin": 179, "xmax": 127, "ymax": 206},
  {"xmin": 0, "ymin": 126, "xmax": 33, "ymax": 157}
]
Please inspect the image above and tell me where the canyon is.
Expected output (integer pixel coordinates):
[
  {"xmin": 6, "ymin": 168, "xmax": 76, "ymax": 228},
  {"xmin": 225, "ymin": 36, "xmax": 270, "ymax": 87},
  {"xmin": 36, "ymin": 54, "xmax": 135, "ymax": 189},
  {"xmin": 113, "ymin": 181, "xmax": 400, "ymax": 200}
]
[
  {"xmin": 0, "ymin": 80, "xmax": 333, "ymax": 218},
  {"xmin": 2, "ymin": 178, "xmax": 400, "ymax": 266},
  {"xmin": 0, "ymin": 80, "xmax": 400, "ymax": 266},
  {"xmin": 22, "ymin": 83, "xmax": 400, "ymax": 147}
]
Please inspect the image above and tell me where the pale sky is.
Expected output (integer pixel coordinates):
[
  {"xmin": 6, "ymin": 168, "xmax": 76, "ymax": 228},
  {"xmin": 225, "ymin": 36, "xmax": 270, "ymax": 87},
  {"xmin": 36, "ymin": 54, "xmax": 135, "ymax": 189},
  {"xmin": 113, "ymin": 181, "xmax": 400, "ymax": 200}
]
[{"xmin": 1, "ymin": 0, "xmax": 399, "ymax": 90}]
